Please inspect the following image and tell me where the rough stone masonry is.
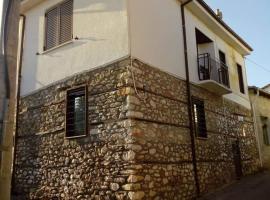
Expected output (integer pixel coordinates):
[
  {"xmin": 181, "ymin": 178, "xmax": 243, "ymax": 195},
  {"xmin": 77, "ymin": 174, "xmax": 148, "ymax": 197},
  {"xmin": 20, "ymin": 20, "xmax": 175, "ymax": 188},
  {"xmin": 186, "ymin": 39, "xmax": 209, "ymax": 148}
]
[{"xmin": 12, "ymin": 57, "xmax": 260, "ymax": 199}]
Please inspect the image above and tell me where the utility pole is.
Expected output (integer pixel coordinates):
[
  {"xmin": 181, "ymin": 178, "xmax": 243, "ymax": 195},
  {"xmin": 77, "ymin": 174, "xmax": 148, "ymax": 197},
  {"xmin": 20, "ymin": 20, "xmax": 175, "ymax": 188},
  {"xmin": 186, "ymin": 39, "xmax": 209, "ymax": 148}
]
[{"xmin": 0, "ymin": 0, "xmax": 20, "ymax": 199}]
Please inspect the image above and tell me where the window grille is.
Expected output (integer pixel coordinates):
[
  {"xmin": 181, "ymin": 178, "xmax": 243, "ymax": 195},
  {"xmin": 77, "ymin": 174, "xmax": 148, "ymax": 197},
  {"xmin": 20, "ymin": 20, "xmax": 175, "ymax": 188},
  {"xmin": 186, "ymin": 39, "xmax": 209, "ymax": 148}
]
[
  {"xmin": 66, "ymin": 86, "xmax": 87, "ymax": 138},
  {"xmin": 192, "ymin": 97, "xmax": 207, "ymax": 138}
]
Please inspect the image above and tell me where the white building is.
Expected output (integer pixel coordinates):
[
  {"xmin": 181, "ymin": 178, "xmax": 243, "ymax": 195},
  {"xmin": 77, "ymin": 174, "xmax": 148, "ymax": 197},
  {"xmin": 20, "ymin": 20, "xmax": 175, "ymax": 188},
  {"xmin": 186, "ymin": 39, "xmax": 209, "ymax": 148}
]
[
  {"xmin": 13, "ymin": 0, "xmax": 259, "ymax": 199},
  {"xmin": 20, "ymin": 0, "xmax": 251, "ymax": 108}
]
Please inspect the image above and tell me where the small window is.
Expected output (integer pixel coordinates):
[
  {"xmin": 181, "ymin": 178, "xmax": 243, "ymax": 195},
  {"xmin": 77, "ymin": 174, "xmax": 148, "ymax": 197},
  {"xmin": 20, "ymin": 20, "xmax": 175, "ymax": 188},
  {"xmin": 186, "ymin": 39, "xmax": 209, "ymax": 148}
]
[
  {"xmin": 192, "ymin": 97, "xmax": 207, "ymax": 138},
  {"xmin": 219, "ymin": 50, "xmax": 226, "ymax": 65},
  {"xmin": 66, "ymin": 87, "xmax": 87, "ymax": 138},
  {"xmin": 45, "ymin": 0, "xmax": 73, "ymax": 50},
  {"xmin": 263, "ymin": 125, "xmax": 270, "ymax": 146},
  {"xmin": 237, "ymin": 64, "xmax": 245, "ymax": 94}
]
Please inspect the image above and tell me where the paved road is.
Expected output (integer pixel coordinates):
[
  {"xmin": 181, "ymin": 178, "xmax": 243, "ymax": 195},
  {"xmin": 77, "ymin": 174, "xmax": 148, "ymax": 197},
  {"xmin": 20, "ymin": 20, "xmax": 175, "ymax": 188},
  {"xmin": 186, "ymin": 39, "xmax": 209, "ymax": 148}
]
[{"xmin": 200, "ymin": 171, "xmax": 270, "ymax": 200}]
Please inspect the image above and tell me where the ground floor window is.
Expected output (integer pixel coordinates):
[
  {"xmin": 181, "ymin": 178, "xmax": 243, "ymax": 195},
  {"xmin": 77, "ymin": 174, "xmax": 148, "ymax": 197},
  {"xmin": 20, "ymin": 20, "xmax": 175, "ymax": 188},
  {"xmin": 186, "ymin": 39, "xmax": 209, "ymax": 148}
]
[
  {"xmin": 66, "ymin": 86, "xmax": 87, "ymax": 138},
  {"xmin": 192, "ymin": 97, "xmax": 207, "ymax": 138}
]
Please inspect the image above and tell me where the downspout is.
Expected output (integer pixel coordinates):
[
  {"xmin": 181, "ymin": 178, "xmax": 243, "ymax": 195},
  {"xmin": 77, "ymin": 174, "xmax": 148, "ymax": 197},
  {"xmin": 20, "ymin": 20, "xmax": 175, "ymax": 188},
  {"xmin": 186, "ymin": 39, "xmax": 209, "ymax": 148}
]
[
  {"xmin": 181, "ymin": 0, "xmax": 200, "ymax": 196},
  {"xmin": 0, "ymin": 0, "xmax": 11, "ymax": 165},
  {"xmin": 251, "ymin": 88, "xmax": 263, "ymax": 167},
  {"xmin": 11, "ymin": 14, "xmax": 26, "ymax": 194},
  {"xmin": 2, "ymin": 0, "xmax": 11, "ymax": 99}
]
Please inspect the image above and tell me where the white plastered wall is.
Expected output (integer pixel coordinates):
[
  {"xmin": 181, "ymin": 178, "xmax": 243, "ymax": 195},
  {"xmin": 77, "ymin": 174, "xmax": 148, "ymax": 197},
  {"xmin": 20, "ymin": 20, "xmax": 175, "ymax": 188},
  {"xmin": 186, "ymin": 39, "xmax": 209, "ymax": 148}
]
[
  {"xmin": 21, "ymin": 0, "xmax": 129, "ymax": 96},
  {"xmin": 128, "ymin": 0, "xmax": 186, "ymax": 79},
  {"xmin": 184, "ymin": 8, "xmax": 251, "ymax": 109}
]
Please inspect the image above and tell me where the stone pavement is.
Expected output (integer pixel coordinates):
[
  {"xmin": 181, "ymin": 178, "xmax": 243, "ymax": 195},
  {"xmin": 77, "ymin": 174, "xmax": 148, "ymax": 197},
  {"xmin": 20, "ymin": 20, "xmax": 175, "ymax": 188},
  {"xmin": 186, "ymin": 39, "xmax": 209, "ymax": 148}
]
[{"xmin": 199, "ymin": 171, "xmax": 270, "ymax": 200}]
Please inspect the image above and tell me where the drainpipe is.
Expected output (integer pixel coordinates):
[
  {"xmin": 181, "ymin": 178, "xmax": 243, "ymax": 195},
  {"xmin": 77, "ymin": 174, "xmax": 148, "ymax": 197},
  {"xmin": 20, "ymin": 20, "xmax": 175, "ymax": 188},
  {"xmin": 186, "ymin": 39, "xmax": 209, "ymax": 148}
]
[
  {"xmin": 180, "ymin": 0, "xmax": 200, "ymax": 196},
  {"xmin": 251, "ymin": 88, "xmax": 263, "ymax": 167},
  {"xmin": 0, "ymin": 0, "xmax": 11, "ymax": 142},
  {"xmin": 11, "ymin": 14, "xmax": 26, "ymax": 194}
]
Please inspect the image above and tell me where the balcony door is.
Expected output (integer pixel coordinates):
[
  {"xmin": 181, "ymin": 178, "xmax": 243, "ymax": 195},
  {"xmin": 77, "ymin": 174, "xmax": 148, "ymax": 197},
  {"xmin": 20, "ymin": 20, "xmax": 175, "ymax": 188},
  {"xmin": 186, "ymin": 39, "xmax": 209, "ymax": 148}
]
[{"xmin": 195, "ymin": 29, "xmax": 214, "ymax": 80}]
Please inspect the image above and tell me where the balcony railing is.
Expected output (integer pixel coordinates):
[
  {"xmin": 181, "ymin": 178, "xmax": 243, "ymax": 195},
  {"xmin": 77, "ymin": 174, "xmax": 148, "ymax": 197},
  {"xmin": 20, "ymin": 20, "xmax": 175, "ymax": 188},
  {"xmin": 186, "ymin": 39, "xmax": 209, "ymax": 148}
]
[{"xmin": 198, "ymin": 53, "xmax": 230, "ymax": 88}]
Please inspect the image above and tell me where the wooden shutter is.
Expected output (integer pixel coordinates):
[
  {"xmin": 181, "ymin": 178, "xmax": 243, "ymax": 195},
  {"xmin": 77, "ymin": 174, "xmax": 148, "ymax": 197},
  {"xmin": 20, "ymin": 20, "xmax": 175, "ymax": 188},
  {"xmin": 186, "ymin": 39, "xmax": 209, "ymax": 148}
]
[
  {"xmin": 45, "ymin": 7, "xmax": 59, "ymax": 50},
  {"xmin": 45, "ymin": 0, "xmax": 73, "ymax": 51},
  {"xmin": 237, "ymin": 64, "xmax": 245, "ymax": 94},
  {"xmin": 60, "ymin": 0, "xmax": 73, "ymax": 44}
]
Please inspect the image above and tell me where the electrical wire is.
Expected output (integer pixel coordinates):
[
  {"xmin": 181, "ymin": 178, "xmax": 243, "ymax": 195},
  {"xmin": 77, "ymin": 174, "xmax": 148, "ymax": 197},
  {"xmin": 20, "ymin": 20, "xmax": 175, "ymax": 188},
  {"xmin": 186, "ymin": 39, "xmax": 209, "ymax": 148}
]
[{"xmin": 245, "ymin": 57, "xmax": 270, "ymax": 74}]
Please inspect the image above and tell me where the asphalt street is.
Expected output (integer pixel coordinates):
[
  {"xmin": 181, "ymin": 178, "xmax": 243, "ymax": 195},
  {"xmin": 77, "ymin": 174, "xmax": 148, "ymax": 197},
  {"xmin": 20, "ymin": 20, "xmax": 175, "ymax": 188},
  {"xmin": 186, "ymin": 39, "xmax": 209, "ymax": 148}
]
[{"xmin": 200, "ymin": 171, "xmax": 270, "ymax": 200}]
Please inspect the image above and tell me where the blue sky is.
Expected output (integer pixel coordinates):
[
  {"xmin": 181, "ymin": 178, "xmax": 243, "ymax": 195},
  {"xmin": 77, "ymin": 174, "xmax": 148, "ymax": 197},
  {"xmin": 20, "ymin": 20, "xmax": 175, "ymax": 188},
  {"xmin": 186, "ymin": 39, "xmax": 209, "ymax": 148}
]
[{"xmin": 204, "ymin": 0, "xmax": 270, "ymax": 88}]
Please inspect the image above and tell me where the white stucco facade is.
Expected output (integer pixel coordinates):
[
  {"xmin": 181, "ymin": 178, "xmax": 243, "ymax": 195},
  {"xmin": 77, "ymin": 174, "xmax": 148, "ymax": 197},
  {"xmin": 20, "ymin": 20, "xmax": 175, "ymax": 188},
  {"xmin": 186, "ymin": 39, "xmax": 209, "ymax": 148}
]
[
  {"xmin": 128, "ymin": 0, "xmax": 186, "ymax": 78},
  {"xmin": 127, "ymin": 0, "xmax": 251, "ymax": 108},
  {"xmin": 20, "ymin": 0, "xmax": 252, "ymax": 108},
  {"xmin": 21, "ymin": 0, "xmax": 129, "ymax": 95}
]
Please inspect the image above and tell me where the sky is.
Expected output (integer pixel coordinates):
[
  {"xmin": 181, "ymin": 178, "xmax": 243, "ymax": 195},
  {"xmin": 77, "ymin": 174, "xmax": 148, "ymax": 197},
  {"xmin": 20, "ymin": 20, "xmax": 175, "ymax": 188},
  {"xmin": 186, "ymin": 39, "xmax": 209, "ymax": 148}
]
[{"xmin": 204, "ymin": 0, "xmax": 270, "ymax": 88}]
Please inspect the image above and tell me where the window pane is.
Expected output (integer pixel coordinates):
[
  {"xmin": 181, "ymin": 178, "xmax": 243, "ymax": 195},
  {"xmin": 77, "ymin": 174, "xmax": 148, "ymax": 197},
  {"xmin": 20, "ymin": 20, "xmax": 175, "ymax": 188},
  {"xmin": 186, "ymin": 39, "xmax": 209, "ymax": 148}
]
[
  {"xmin": 192, "ymin": 97, "xmax": 207, "ymax": 138},
  {"xmin": 66, "ymin": 87, "xmax": 86, "ymax": 138},
  {"xmin": 74, "ymin": 96, "xmax": 86, "ymax": 135}
]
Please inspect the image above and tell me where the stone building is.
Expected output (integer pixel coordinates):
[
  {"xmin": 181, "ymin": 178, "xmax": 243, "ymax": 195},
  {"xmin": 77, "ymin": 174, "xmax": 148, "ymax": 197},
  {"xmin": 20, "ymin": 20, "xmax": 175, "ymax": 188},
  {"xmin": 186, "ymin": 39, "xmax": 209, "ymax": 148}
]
[
  {"xmin": 13, "ymin": 0, "xmax": 260, "ymax": 199},
  {"xmin": 249, "ymin": 86, "xmax": 270, "ymax": 169}
]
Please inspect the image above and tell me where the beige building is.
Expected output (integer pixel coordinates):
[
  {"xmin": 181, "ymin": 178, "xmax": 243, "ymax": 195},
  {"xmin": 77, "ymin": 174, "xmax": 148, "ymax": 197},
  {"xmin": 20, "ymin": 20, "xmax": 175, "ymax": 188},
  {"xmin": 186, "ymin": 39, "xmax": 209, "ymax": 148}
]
[{"xmin": 249, "ymin": 86, "xmax": 270, "ymax": 168}]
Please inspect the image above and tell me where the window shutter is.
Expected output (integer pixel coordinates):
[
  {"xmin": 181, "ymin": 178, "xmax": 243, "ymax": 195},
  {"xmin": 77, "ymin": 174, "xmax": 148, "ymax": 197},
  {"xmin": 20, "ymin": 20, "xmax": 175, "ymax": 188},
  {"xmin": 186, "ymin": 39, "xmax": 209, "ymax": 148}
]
[
  {"xmin": 237, "ymin": 64, "xmax": 245, "ymax": 94},
  {"xmin": 60, "ymin": 0, "xmax": 73, "ymax": 44},
  {"xmin": 45, "ymin": 7, "xmax": 59, "ymax": 50}
]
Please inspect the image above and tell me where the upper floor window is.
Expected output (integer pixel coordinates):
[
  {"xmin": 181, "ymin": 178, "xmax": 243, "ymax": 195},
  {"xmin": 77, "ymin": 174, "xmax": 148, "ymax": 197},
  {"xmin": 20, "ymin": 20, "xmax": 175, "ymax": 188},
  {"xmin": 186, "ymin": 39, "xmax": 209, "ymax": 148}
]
[
  {"xmin": 237, "ymin": 64, "xmax": 245, "ymax": 94},
  {"xmin": 44, "ymin": 0, "xmax": 73, "ymax": 51},
  {"xmin": 219, "ymin": 50, "xmax": 226, "ymax": 65},
  {"xmin": 66, "ymin": 86, "xmax": 87, "ymax": 138},
  {"xmin": 263, "ymin": 124, "xmax": 270, "ymax": 146},
  {"xmin": 192, "ymin": 97, "xmax": 207, "ymax": 138}
]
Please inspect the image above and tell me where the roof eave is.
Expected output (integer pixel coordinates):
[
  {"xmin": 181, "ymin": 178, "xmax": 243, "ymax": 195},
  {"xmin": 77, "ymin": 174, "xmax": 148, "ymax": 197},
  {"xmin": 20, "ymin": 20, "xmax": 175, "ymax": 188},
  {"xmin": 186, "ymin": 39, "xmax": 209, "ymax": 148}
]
[{"xmin": 196, "ymin": 0, "xmax": 253, "ymax": 52}]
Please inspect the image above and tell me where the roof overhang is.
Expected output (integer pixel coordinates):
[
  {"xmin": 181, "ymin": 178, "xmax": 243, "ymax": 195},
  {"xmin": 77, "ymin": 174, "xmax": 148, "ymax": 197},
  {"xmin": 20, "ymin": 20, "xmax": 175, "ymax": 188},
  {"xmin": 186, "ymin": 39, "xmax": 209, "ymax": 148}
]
[
  {"xmin": 20, "ymin": 0, "xmax": 44, "ymax": 14},
  {"xmin": 183, "ymin": 0, "xmax": 253, "ymax": 56}
]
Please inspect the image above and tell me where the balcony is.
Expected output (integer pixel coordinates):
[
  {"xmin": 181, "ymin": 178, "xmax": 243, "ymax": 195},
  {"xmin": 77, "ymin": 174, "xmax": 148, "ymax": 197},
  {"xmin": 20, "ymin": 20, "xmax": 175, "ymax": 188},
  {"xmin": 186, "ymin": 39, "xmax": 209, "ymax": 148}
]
[{"xmin": 197, "ymin": 53, "xmax": 232, "ymax": 95}]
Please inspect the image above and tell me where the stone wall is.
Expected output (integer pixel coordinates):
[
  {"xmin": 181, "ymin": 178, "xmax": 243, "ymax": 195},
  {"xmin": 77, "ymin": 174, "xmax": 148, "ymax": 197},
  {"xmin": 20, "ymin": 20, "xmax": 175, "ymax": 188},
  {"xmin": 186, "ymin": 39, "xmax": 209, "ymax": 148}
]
[{"xmin": 13, "ymin": 57, "xmax": 260, "ymax": 199}]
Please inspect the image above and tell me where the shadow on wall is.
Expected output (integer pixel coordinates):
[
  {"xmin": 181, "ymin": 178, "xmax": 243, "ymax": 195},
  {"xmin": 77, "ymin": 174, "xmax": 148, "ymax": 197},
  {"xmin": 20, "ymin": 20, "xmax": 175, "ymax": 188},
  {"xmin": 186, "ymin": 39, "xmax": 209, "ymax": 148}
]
[{"xmin": 74, "ymin": 0, "xmax": 125, "ymax": 14}]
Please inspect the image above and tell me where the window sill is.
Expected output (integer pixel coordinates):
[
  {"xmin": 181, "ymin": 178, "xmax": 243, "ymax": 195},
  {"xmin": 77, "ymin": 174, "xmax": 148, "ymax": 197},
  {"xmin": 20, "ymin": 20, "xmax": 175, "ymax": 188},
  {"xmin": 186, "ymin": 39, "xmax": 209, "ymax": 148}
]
[
  {"xmin": 39, "ymin": 40, "xmax": 73, "ymax": 55},
  {"xmin": 196, "ymin": 136, "xmax": 208, "ymax": 140},
  {"xmin": 65, "ymin": 134, "xmax": 87, "ymax": 140}
]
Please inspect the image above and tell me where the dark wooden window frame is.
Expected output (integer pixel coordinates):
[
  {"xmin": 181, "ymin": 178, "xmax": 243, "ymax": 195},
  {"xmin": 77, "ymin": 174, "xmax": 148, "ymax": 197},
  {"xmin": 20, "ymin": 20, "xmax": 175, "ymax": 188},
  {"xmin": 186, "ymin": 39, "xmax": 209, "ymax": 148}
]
[
  {"xmin": 44, "ymin": 0, "xmax": 73, "ymax": 51},
  {"xmin": 218, "ymin": 50, "xmax": 227, "ymax": 65},
  {"xmin": 192, "ymin": 97, "xmax": 207, "ymax": 139},
  {"xmin": 263, "ymin": 124, "xmax": 270, "ymax": 146},
  {"xmin": 65, "ymin": 85, "xmax": 88, "ymax": 139},
  {"xmin": 237, "ymin": 64, "xmax": 245, "ymax": 94}
]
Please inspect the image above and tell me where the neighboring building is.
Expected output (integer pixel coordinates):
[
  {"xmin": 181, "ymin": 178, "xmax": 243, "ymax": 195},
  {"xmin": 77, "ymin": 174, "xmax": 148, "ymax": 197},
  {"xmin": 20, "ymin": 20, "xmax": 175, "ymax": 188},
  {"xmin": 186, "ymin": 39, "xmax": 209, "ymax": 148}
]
[
  {"xmin": 249, "ymin": 86, "xmax": 270, "ymax": 169},
  {"xmin": 13, "ymin": 0, "xmax": 259, "ymax": 199}
]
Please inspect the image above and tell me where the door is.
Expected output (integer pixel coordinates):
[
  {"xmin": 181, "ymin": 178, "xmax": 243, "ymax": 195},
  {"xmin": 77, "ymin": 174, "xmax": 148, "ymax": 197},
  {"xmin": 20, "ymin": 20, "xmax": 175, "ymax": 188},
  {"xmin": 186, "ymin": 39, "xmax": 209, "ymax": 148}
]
[{"xmin": 232, "ymin": 140, "xmax": 242, "ymax": 179}]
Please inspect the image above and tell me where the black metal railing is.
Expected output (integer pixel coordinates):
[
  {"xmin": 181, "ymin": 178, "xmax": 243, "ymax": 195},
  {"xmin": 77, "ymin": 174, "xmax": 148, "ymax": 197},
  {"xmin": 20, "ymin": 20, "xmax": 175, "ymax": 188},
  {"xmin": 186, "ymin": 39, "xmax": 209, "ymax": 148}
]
[{"xmin": 197, "ymin": 53, "xmax": 230, "ymax": 88}]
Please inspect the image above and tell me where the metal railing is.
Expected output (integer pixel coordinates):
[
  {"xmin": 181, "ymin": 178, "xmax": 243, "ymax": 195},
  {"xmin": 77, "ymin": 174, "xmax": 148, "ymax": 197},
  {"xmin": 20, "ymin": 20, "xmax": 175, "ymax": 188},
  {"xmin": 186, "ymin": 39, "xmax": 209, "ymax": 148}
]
[{"xmin": 197, "ymin": 53, "xmax": 230, "ymax": 88}]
